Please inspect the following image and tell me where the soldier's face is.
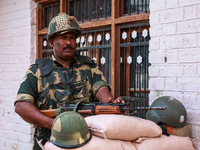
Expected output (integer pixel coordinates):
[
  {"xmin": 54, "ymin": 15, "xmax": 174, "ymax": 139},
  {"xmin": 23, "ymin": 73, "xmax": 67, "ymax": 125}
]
[{"xmin": 49, "ymin": 32, "xmax": 77, "ymax": 61}]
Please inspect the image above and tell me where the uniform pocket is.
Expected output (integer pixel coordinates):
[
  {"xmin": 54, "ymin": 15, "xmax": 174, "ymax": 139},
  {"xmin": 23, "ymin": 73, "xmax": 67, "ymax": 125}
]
[{"xmin": 72, "ymin": 70, "xmax": 87, "ymax": 101}]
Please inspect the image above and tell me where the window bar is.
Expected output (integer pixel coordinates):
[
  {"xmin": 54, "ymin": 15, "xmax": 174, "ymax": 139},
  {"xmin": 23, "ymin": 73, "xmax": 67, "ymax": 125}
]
[
  {"xmin": 133, "ymin": 45, "xmax": 136, "ymax": 97},
  {"xmin": 89, "ymin": 0, "xmax": 91, "ymax": 21},
  {"xmin": 145, "ymin": 0, "xmax": 147, "ymax": 12},
  {"xmin": 144, "ymin": 45, "xmax": 147, "ymax": 97},
  {"xmin": 74, "ymin": 0, "xmax": 77, "ymax": 18},
  {"xmin": 128, "ymin": 27, "xmax": 131, "ymax": 96},
  {"xmin": 81, "ymin": 0, "xmax": 83, "ymax": 22},
  {"xmin": 137, "ymin": 0, "xmax": 139, "ymax": 14},
  {"xmin": 142, "ymin": 0, "xmax": 144, "ymax": 12},
  {"xmin": 138, "ymin": 26, "xmax": 142, "ymax": 97},
  {"xmin": 105, "ymin": 0, "xmax": 107, "ymax": 19},
  {"xmin": 123, "ymin": 38, "xmax": 126, "ymax": 96},
  {"xmin": 94, "ymin": 32, "xmax": 97, "ymax": 63},
  {"xmin": 134, "ymin": 0, "xmax": 136, "ymax": 13},
  {"xmin": 96, "ymin": 0, "xmax": 98, "ymax": 20},
  {"xmin": 129, "ymin": 0, "xmax": 131, "ymax": 15}
]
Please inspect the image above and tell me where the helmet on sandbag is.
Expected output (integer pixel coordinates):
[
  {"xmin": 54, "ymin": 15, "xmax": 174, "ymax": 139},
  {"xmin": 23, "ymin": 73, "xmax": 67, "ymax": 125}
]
[
  {"xmin": 46, "ymin": 13, "xmax": 81, "ymax": 40},
  {"xmin": 50, "ymin": 111, "xmax": 92, "ymax": 148},
  {"xmin": 146, "ymin": 96, "xmax": 187, "ymax": 128}
]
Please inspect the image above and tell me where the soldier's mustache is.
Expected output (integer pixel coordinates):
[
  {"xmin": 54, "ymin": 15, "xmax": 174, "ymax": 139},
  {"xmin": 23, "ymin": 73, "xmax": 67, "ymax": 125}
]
[{"xmin": 63, "ymin": 45, "xmax": 73, "ymax": 50}]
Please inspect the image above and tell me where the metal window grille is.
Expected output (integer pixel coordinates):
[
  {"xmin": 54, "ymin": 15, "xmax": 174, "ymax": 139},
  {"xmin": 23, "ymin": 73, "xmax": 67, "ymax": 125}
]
[
  {"xmin": 68, "ymin": 0, "xmax": 111, "ymax": 22},
  {"xmin": 120, "ymin": 22, "xmax": 150, "ymax": 98},
  {"xmin": 120, "ymin": 0, "xmax": 149, "ymax": 16},
  {"xmin": 42, "ymin": 1, "xmax": 60, "ymax": 29},
  {"xmin": 76, "ymin": 27, "xmax": 112, "ymax": 85},
  {"xmin": 42, "ymin": 37, "xmax": 53, "ymax": 58}
]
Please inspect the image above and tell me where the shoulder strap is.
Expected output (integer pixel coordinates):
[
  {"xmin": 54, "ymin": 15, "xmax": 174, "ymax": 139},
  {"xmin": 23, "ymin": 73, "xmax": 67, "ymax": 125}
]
[
  {"xmin": 35, "ymin": 58, "xmax": 54, "ymax": 76},
  {"xmin": 76, "ymin": 54, "xmax": 93, "ymax": 64}
]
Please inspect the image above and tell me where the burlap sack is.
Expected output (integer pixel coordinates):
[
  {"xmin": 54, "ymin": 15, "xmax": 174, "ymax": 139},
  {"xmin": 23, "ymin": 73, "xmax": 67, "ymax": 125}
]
[
  {"xmin": 132, "ymin": 135, "xmax": 196, "ymax": 150},
  {"xmin": 85, "ymin": 114, "xmax": 162, "ymax": 141},
  {"xmin": 39, "ymin": 135, "xmax": 136, "ymax": 150}
]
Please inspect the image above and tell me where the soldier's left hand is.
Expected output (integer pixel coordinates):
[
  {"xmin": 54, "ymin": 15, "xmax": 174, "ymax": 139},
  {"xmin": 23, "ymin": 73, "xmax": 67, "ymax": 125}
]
[{"xmin": 111, "ymin": 97, "xmax": 125, "ymax": 104}]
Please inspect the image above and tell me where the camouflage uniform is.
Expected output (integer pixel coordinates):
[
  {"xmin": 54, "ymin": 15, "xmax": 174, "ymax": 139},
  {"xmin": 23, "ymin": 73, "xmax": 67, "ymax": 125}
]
[{"xmin": 15, "ymin": 54, "xmax": 110, "ymax": 150}]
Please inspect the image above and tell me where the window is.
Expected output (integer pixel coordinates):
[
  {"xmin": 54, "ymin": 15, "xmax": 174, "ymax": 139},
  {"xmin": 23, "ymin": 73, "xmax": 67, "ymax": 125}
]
[
  {"xmin": 68, "ymin": 0, "xmax": 111, "ymax": 22},
  {"xmin": 36, "ymin": 0, "xmax": 150, "ymax": 100}
]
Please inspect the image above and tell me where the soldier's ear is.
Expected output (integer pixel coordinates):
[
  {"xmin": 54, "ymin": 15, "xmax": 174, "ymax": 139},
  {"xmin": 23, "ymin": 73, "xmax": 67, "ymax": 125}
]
[{"xmin": 48, "ymin": 38, "xmax": 54, "ymax": 47}]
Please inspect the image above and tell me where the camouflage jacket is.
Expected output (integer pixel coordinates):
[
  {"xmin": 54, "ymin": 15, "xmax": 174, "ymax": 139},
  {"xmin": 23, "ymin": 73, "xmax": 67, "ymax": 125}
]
[{"xmin": 15, "ymin": 55, "xmax": 110, "ymax": 145}]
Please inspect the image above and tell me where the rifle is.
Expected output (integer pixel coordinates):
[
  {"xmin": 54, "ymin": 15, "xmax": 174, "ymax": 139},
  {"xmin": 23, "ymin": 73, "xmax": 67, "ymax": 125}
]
[{"xmin": 40, "ymin": 101, "xmax": 166, "ymax": 118}]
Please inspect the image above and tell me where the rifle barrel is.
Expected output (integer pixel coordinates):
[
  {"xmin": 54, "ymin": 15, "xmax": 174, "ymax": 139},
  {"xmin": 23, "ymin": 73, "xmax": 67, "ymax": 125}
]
[{"xmin": 122, "ymin": 106, "xmax": 167, "ymax": 110}]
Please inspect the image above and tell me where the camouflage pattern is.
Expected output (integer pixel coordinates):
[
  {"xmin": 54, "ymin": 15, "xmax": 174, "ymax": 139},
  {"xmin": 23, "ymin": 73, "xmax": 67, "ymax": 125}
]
[
  {"xmin": 15, "ymin": 55, "xmax": 109, "ymax": 150},
  {"xmin": 146, "ymin": 96, "xmax": 187, "ymax": 128},
  {"xmin": 50, "ymin": 111, "xmax": 91, "ymax": 148},
  {"xmin": 46, "ymin": 13, "xmax": 81, "ymax": 40}
]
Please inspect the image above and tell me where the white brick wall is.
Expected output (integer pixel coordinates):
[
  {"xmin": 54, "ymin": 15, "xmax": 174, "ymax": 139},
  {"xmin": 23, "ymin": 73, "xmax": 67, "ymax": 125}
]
[
  {"xmin": 0, "ymin": 0, "xmax": 36, "ymax": 149},
  {"xmin": 149, "ymin": 0, "xmax": 200, "ymax": 149}
]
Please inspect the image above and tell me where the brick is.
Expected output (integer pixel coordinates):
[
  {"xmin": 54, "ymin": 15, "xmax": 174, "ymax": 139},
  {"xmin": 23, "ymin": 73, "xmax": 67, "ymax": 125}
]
[
  {"xmin": 163, "ymin": 23, "xmax": 177, "ymax": 35},
  {"xmin": 187, "ymin": 110, "xmax": 200, "ymax": 125},
  {"xmin": 197, "ymin": 5, "xmax": 200, "ymax": 18},
  {"xmin": 11, "ymin": 35, "xmax": 30, "ymax": 46},
  {"xmin": 149, "ymin": 65, "xmax": 160, "ymax": 77},
  {"xmin": 149, "ymin": 0, "xmax": 165, "ymax": 12},
  {"xmin": 161, "ymin": 35, "xmax": 184, "ymax": 49},
  {"xmin": 177, "ymin": 19, "xmax": 200, "ymax": 34},
  {"xmin": 0, "ymin": 9, "xmax": 30, "ymax": 23},
  {"xmin": 149, "ymin": 25, "xmax": 163, "ymax": 37},
  {"xmin": 160, "ymin": 8, "xmax": 183, "ymax": 23},
  {"xmin": 166, "ymin": 50, "xmax": 178, "ymax": 63},
  {"xmin": 183, "ymin": 93, "xmax": 198, "ymax": 109},
  {"xmin": 184, "ymin": 64, "xmax": 197, "ymax": 77},
  {"xmin": 160, "ymin": 65, "xmax": 183, "ymax": 77},
  {"xmin": 149, "ymin": 50, "xmax": 165, "ymax": 64},
  {"xmin": 179, "ymin": 49, "xmax": 200, "ymax": 63},
  {"xmin": 179, "ymin": 0, "xmax": 200, "ymax": 7},
  {"xmin": 149, "ymin": 37, "xmax": 160, "ymax": 50},
  {"xmin": 166, "ymin": 0, "xmax": 179, "ymax": 9},
  {"xmin": 149, "ymin": 13, "xmax": 160, "ymax": 26},
  {"xmin": 198, "ymin": 33, "xmax": 200, "ymax": 47},
  {"xmin": 165, "ymin": 78, "xmax": 176, "ymax": 90},
  {"xmin": 198, "ymin": 64, "xmax": 200, "ymax": 77},
  {"xmin": 4, "ymin": 18, "xmax": 30, "ymax": 30},
  {"xmin": 177, "ymin": 78, "xmax": 200, "ymax": 92},
  {"xmin": 149, "ymin": 77, "xmax": 165, "ymax": 90},
  {"xmin": 184, "ymin": 6, "xmax": 197, "ymax": 20},
  {"xmin": 183, "ymin": 34, "xmax": 197, "ymax": 48}
]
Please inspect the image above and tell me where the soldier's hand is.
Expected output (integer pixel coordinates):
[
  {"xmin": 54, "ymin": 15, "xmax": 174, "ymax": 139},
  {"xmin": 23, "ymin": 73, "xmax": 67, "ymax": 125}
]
[{"xmin": 110, "ymin": 97, "xmax": 125, "ymax": 104}]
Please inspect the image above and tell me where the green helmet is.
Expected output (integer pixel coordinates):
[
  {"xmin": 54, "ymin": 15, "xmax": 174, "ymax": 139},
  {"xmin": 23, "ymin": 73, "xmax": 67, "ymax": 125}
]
[
  {"xmin": 46, "ymin": 13, "xmax": 81, "ymax": 40},
  {"xmin": 50, "ymin": 111, "xmax": 92, "ymax": 148},
  {"xmin": 146, "ymin": 96, "xmax": 187, "ymax": 128}
]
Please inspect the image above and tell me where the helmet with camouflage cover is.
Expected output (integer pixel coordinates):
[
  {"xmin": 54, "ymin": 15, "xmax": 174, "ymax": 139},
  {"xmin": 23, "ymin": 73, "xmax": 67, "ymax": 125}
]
[
  {"xmin": 146, "ymin": 96, "xmax": 187, "ymax": 128},
  {"xmin": 46, "ymin": 13, "xmax": 81, "ymax": 40},
  {"xmin": 50, "ymin": 111, "xmax": 92, "ymax": 148}
]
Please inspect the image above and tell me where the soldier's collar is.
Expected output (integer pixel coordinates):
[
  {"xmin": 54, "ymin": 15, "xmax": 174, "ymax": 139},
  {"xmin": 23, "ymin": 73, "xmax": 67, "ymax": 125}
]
[{"xmin": 51, "ymin": 55, "xmax": 77, "ymax": 67}]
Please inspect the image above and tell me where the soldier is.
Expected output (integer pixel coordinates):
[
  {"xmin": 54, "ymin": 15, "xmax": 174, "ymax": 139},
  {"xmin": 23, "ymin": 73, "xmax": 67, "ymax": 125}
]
[{"xmin": 14, "ymin": 13, "xmax": 124, "ymax": 150}]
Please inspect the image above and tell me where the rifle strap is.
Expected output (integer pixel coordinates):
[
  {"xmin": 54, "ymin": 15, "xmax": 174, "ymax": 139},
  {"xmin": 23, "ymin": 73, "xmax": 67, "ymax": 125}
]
[{"xmin": 73, "ymin": 101, "xmax": 82, "ymax": 112}]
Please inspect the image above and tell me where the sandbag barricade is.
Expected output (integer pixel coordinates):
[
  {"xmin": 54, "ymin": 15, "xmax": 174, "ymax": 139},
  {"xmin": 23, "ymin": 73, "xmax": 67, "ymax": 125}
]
[{"xmin": 39, "ymin": 114, "xmax": 196, "ymax": 150}]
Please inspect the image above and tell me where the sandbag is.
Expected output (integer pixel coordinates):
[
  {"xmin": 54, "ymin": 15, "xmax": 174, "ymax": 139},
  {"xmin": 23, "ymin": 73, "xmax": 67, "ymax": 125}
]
[
  {"xmin": 132, "ymin": 135, "xmax": 196, "ymax": 150},
  {"xmin": 39, "ymin": 135, "xmax": 136, "ymax": 150},
  {"xmin": 85, "ymin": 114, "xmax": 162, "ymax": 141}
]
